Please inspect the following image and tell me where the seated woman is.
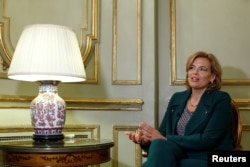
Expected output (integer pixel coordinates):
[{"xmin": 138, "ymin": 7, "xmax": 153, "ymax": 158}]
[{"xmin": 126, "ymin": 51, "xmax": 233, "ymax": 167}]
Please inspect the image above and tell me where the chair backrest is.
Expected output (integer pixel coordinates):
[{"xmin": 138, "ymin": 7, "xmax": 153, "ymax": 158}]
[{"xmin": 231, "ymin": 100, "xmax": 242, "ymax": 150}]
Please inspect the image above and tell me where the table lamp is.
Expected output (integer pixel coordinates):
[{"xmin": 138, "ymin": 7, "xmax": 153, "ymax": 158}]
[{"xmin": 7, "ymin": 24, "xmax": 86, "ymax": 141}]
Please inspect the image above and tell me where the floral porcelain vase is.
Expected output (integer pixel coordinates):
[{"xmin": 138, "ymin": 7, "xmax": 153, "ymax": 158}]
[{"xmin": 30, "ymin": 81, "xmax": 66, "ymax": 141}]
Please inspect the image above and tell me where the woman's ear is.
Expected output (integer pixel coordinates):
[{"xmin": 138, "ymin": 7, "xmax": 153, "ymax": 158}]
[{"xmin": 210, "ymin": 74, "xmax": 216, "ymax": 83}]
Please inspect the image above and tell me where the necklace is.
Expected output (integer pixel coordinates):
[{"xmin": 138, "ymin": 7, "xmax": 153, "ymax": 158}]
[{"xmin": 189, "ymin": 99, "xmax": 198, "ymax": 107}]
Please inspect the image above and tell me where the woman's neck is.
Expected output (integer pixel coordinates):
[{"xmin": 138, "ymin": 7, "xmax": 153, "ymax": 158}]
[
  {"xmin": 191, "ymin": 88, "xmax": 206, "ymax": 98},
  {"xmin": 188, "ymin": 89, "xmax": 206, "ymax": 108}
]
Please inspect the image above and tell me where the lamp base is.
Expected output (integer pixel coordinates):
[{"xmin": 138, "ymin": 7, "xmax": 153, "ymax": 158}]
[
  {"xmin": 31, "ymin": 81, "xmax": 66, "ymax": 142},
  {"xmin": 33, "ymin": 134, "xmax": 64, "ymax": 142}
]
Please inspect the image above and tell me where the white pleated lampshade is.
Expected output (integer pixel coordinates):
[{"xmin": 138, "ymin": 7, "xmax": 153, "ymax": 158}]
[{"xmin": 8, "ymin": 24, "xmax": 86, "ymax": 82}]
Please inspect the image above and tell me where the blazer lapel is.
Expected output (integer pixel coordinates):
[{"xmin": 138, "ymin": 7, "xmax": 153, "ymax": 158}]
[{"xmin": 171, "ymin": 91, "xmax": 191, "ymax": 133}]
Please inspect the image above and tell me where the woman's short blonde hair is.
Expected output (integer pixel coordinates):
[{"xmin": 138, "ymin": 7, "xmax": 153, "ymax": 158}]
[{"xmin": 185, "ymin": 51, "xmax": 222, "ymax": 91}]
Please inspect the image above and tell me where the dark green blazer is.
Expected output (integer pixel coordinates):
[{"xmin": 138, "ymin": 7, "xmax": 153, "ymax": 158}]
[{"xmin": 159, "ymin": 89, "xmax": 233, "ymax": 158}]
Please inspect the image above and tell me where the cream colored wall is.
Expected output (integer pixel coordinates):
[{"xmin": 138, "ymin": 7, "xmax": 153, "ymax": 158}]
[{"xmin": 0, "ymin": 0, "xmax": 250, "ymax": 167}]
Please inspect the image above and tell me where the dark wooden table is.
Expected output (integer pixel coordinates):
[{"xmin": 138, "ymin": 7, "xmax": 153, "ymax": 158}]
[{"xmin": 0, "ymin": 137, "xmax": 114, "ymax": 167}]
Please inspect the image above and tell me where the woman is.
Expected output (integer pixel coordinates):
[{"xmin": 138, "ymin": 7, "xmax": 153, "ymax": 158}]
[{"xmin": 126, "ymin": 51, "xmax": 233, "ymax": 167}]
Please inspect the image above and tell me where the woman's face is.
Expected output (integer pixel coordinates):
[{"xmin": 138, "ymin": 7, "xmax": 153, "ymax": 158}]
[{"xmin": 187, "ymin": 57, "xmax": 216, "ymax": 90}]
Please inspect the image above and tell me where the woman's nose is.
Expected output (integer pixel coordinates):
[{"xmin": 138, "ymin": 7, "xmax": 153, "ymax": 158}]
[{"xmin": 191, "ymin": 68, "xmax": 198, "ymax": 73}]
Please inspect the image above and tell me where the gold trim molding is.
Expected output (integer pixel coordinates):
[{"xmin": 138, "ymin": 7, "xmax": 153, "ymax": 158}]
[
  {"xmin": 242, "ymin": 125, "xmax": 250, "ymax": 131},
  {"xmin": 112, "ymin": 0, "xmax": 142, "ymax": 85},
  {"xmin": 234, "ymin": 99, "xmax": 250, "ymax": 111},
  {"xmin": 0, "ymin": 95, "xmax": 144, "ymax": 111},
  {"xmin": 112, "ymin": 125, "xmax": 142, "ymax": 167},
  {"xmin": 170, "ymin": 0, "xmax": 250, "ymax": 85}
]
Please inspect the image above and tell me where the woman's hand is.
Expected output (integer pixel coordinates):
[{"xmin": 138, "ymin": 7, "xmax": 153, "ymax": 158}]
[
  {"xmin": 125, "ymin": 122, "xmax": 166, "ymax": 144},
  {"xmin": 125, "ymin": 129, "xmax": 148, "ymax": 144},
  {"xmin": 139, "ymin": 122, "xmax": 167, "ymax": 141}
]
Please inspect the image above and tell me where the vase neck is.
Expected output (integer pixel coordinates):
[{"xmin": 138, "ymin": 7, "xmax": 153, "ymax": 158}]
[{"xmin": 39, "ymin": 81, "xmax": 58, "ymax": 93}]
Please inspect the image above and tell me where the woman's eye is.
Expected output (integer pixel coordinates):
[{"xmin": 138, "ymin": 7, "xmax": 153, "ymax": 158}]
[
  {"xmin": 189, "ymin": 66, "xmax": 194, "ymax": 70},
  {"xmin": 188, "ymin": 66, "xmax": 208, "ymax": 72},
  {"xmin": 199, "ymin": 67, "xmax": 208, "ymax": 71}
]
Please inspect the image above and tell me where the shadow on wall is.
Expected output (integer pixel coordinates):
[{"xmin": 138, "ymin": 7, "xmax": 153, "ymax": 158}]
[{"xmin": 222, "ymin": 66, "xmax": 250, "ymax": 98}]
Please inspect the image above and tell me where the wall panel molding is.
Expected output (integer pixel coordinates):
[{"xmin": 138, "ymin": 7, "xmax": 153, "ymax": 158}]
[
  {"xmin": 112, "ymin": 0, "xmax": 142, "ymax": 85},
  {"xmin": 170, "ymin": 0, "xmax": 250, "ymax": 85},
  {"xmin": 0, "ymin": 95, "xmax": 144, "ymax": 111},
  {"xmin": 112, "ymin": 125, "xmax": 142, "ymax": 167}
]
